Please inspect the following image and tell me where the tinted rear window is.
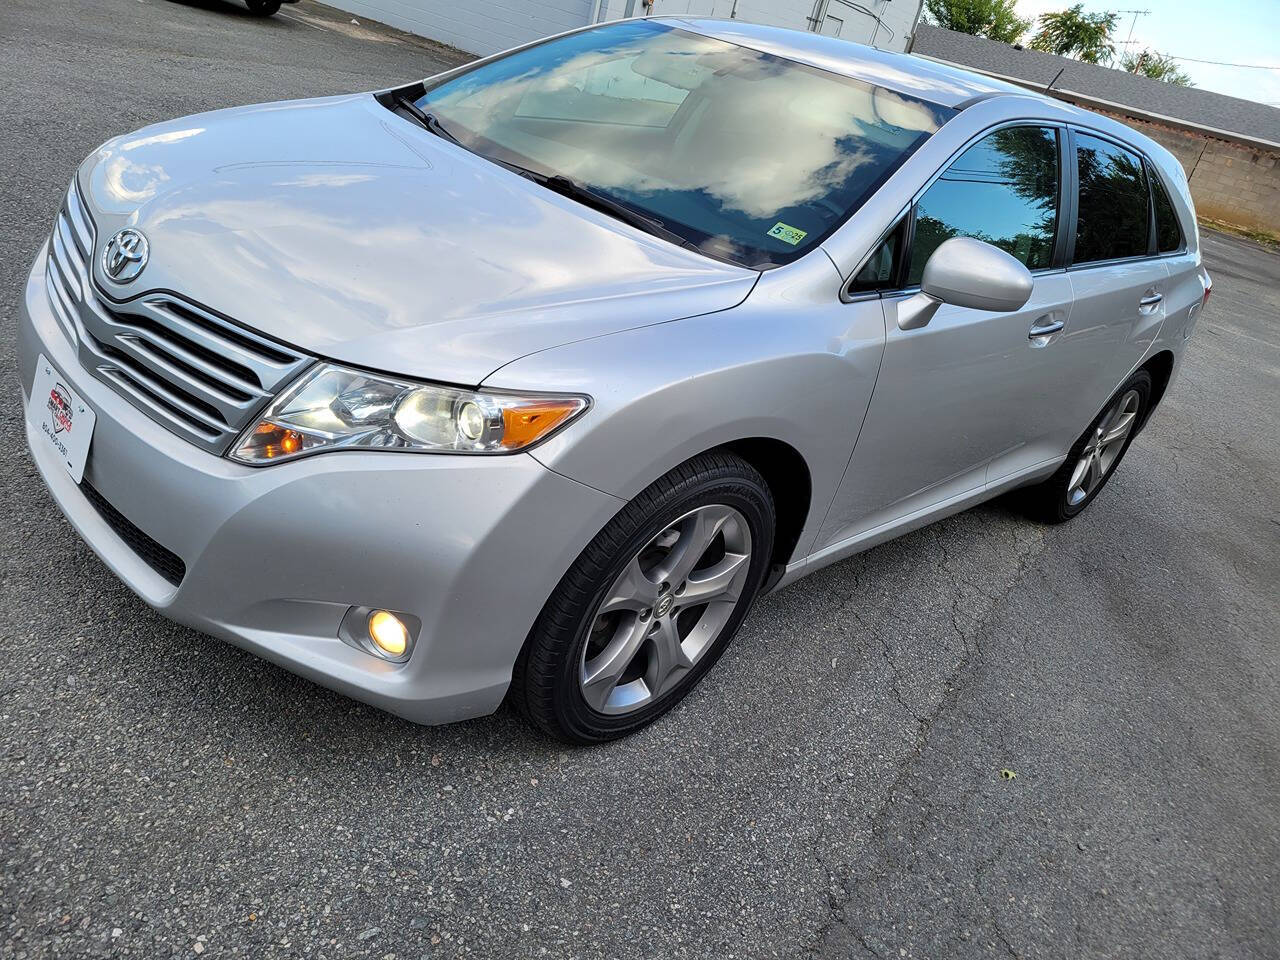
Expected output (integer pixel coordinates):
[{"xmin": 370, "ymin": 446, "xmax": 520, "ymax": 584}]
[{"xmin": 1073, "ymin": 133, "xmax": 1150, "ymax": 264}]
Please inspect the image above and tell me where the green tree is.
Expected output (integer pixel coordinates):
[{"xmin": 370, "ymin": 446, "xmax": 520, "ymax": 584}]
[
  {"xmin": 1120, "ymin": 49, "xmax": 1194, "ymax": 86},
  {"xmin": 923, "ymin": 0, "xmax": 1030, "ymax": 44},
  {"xmin": 1030, "ymin": 5, "xmax": 1119, "ymax": 64}
]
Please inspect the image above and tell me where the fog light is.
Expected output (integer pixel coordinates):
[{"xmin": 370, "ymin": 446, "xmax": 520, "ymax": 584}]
[{"xmin": 368, "ymin": 610, "xmax": 409, "ymax": 658}]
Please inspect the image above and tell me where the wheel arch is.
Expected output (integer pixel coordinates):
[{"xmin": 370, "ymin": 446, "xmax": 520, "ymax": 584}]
[
  {"xmin": 586, "ymin": 435, "xmax": 816, "ymax": 583},
  {"xmin": 717, "ymin": 437, "xmax": 813, "ymax": 582},
  {"xmin": 1139, "ymin": 350, "xmax": 1176, "ymax": 430}
]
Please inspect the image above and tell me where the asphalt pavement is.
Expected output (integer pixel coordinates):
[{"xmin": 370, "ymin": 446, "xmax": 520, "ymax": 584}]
[{"xmin": 1, "ymin": 2, "xmax": 1277, "ymax": 957}]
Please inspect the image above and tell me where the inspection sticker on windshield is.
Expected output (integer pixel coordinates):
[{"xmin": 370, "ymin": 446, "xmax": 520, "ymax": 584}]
[{"xmin": 767, "ymin": 222, "xmax": 808, "ymax": 246}]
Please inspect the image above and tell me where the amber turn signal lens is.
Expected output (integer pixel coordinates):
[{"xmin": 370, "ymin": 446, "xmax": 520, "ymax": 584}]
[
  {"xmin": 240, "ymin": 423, "xmax": 306, "ymax": 460},
  {"xmin": 500, "ymin": 399, "xmax": 585, "ymax": 449}
]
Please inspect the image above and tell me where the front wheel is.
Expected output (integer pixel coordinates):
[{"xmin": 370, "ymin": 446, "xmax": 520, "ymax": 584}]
[
  {"xmin": 1021, "ymin": 368, "xmax": 1153, "ymax": 523},
  {"xmin": 245, "ymin": 0, "xmax": 283, "ymax": 15},
  {"xmin": 511, "ymin": 452, "xmax": 775, "ymax": 743}
]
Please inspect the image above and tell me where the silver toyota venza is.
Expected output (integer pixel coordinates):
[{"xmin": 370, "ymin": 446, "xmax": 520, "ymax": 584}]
[{"xmin": 20, "ymin": 19, "xmax": 1208, "ymax": 742}]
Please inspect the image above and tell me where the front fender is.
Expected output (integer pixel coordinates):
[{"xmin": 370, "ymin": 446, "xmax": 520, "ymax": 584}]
[{"xmin": 483, "ymin": 255, "xmax": 887, "ymax": 565}]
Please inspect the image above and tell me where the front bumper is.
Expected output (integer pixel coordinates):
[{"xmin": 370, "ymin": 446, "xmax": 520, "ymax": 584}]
[{"xmin": 18, "ymin": 248, "xmax": 623, "ymax": 724}]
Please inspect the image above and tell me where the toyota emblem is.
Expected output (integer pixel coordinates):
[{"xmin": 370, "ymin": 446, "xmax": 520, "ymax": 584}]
[{"xmin": 103, "ymin": 228, "xmax": 149, "ymax": 283}]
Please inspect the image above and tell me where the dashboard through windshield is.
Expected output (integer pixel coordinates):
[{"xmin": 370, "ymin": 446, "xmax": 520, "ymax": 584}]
[{"xmin": 411, "ymin": 21, "xmax": 955, "ymax": 268}]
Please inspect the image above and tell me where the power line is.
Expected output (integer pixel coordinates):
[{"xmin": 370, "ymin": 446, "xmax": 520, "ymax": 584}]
[
  {"xmin": 1106, "ymin": 25, "xmax": 1279, "ymax": 70},
  {"xmin": 1162, "ymin": 54, "xmax": 1280, "ymax": 70},
  {"xmin": 1115, "ymin": 46, "xmax": 1280, "ymax": 71}
]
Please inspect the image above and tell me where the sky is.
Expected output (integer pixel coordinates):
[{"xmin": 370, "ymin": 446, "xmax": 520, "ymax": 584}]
[{"xmin": 1010, "ymin": 0, "xmax": 1280, "ymax": 106}]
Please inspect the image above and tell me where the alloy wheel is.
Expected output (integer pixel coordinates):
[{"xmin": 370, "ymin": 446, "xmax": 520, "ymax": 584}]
[
  {"xmin": 1067, "ymin": 388, "xmax": 1141, "ymax": 506},
  {"xmin": 579, "ymin": 504, "xmax": 753, "ymax": 715}
]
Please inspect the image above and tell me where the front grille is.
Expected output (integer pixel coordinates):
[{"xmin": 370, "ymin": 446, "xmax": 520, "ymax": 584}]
[
  {"xmin": 45, "ymin": 181, "xmax": 314, "ymax": 452},
  {"xmin": 81, "ymin": 480, "xmax": 187, "ymax": 587}
]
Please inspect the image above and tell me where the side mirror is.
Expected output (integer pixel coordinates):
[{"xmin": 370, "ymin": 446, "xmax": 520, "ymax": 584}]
[{"xmin": 896, "ymin": 237, "xmax": 1035, "ymax": 331}]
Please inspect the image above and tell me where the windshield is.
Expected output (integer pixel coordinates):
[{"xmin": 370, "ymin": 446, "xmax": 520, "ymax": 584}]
[{"xmin": 413, "ymin": 21, "xmax": 955, "ymax": 268}]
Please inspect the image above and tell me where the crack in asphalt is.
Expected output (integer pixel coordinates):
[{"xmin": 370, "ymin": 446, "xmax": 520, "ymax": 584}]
[
  {"xmin": 807, "ymin": 516, "xmax": 1050, "ymax": 957},
  {"xmin": 975, "ymin": 840, "xmax": 1021, "ymax": 959}
]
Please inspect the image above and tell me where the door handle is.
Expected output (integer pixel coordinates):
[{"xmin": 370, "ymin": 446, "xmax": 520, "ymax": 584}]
[
  {"xmin": 1028, "ymin": 315, "xmax": 1065, "ymax": 338},
  {"xmin": 1139, "ymin": 293, "xmax": 1164, "ymax": 310}
]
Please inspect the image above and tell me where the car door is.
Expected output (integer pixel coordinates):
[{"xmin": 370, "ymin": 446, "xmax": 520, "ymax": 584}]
[
  {"xmin": 816, "ymin": 123, "xmax": 1079, "ymax": 550},
  {"xmin": 1046, "ymin": 130, "xmax": 1170, "ymax": 455}
]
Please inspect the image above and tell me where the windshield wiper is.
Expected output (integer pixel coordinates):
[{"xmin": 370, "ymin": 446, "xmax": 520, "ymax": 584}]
[
  {"xmin": 394, "ymin": 95, "xmax": 463, "ymax": 146},
  {"xmin": 393, "ymin": 97, "xmax": 699, "ymax": 253},
  {"xmin": 515, "ymin": 168, "xmax": 699, "ymax": 252}
]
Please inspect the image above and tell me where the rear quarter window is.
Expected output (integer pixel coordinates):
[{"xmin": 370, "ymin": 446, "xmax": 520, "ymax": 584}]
[{"xmin": 1150, "ymin": 168, "xmax": 1184, "ymax": 253}]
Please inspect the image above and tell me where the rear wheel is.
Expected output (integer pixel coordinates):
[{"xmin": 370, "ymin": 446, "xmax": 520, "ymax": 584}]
[
  {"xmin": 245, "ymin": 0, "xmax": 283, "ymax": 14},
  {"xmin": 511, "ymin": 452, "xmax": 775, "ymax": 743},
  {"xmin": 1021, "ymin": 369, "xmax": 1152, "ymax": 523}
]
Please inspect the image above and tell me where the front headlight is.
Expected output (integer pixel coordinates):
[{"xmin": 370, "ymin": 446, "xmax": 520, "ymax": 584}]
[{"xmin": 229, "ymin": 363, "xmax": 588, "ymax": 464}]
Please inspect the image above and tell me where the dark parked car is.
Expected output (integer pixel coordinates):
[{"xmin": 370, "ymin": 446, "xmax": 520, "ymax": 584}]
[{"xmin": 244, "ymin": 0, "xmax": 297, "ymax": 16}]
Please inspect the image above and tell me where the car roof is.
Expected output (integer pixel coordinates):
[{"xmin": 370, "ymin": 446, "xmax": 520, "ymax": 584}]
[{"xmin": 662, "ymin": 18, "xmax": 1044, "ymax": 109}]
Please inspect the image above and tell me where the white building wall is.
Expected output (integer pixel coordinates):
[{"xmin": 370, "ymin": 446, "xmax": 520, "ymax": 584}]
[
  {"xmin": 322, "ymin": 0, "xmax": 921, "ymax": 56},
  {"xmin": 322, "ymin": 0, "xmax": 593, "ymax": 56},
  {"xmin": 597, "ymin": 0, "xmax": 921, "ymax": 51}
]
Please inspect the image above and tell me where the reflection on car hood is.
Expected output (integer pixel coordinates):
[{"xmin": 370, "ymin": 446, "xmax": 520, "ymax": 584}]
[{"xmin": 80, "ymin": 94, "xmax": 758, "ymax": 386}]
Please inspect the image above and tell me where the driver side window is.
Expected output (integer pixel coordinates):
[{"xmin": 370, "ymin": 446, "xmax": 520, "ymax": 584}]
[{"xmin": 908, "ymin": 126, "xmax": 1061, "ymax": 285}]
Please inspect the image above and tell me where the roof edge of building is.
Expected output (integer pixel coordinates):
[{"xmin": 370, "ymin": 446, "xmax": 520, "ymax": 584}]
[{"xmin": 912, "ymin": 52, "xmax": 1280, "ymax": 153}]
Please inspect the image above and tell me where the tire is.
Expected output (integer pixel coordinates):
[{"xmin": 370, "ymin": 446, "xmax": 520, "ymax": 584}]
[
  {"xmin": 1020, "ymin": 368, "xmax": 1153, "ymax": 524},
  {"xmin": 511, "ymin": 452, "xmax": 775, "ymax": 743},
  {"xmin": 245, "ymin": 0, "xmax": 282, "ymax": 14}
]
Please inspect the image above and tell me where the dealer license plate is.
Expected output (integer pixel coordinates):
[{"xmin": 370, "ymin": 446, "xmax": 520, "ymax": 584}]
[{"xmin": 29, "ymin": 354, "xmax": 96, "ymax": 483}]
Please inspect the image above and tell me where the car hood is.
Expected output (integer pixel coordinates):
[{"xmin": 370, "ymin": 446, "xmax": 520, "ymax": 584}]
[{"xmin": 79, "ymin": 94, "xmax": 757, "ymax": 386}]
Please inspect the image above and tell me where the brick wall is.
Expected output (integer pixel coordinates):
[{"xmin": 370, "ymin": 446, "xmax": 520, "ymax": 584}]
[
  {"xmin": 1094, "ymin": 109, "xmax": 1280, "ymax": 235},
  {"xmin": 1186, "ymin": 141, "xmax": 1280, "ymax": 232}
]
